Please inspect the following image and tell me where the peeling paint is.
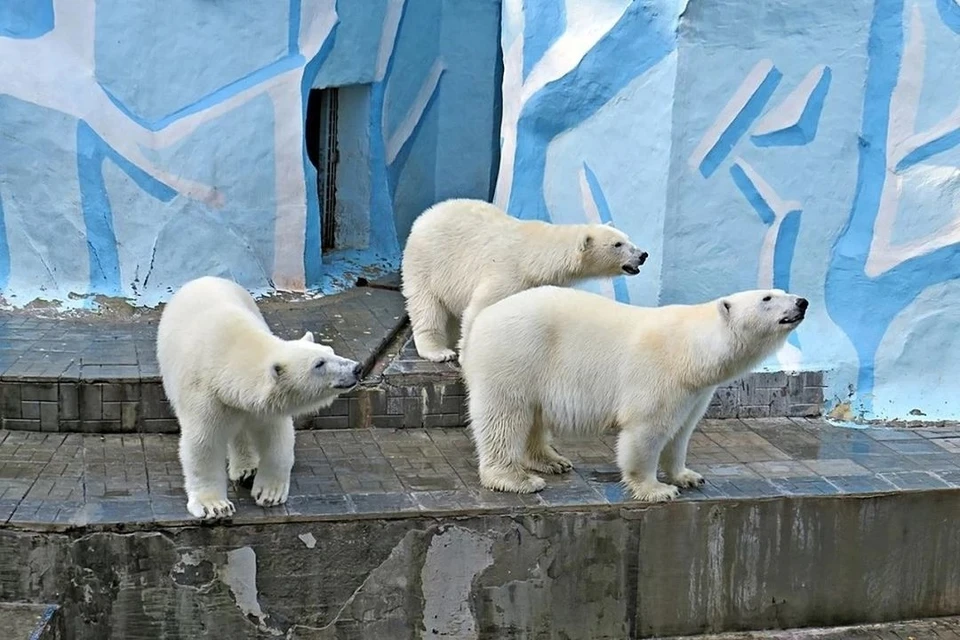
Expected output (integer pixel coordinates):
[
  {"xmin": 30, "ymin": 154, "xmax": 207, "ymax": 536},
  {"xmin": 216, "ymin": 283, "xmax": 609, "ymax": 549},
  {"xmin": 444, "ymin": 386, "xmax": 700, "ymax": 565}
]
[
  {"xmin": 420, "ymin": 527, "xmax": 494, "ymax": 639},
  {"xmin": 219, "ymin": 546, "xmax": 281, "ymax": 636}
]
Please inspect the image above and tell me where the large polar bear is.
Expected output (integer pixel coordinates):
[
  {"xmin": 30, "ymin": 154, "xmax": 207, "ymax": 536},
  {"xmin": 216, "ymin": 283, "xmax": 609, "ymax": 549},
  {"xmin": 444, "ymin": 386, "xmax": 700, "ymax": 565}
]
[
  {"xmin": 401, "ymin": 198, "xmax": 648, "ymax": 362},
  {"xmin": 460, "ymin": 286, "xmax": 807, "ymax": 503},
  {"xmin": 157, "ymin": 276, "xmax": 362, "ymax": 519}
]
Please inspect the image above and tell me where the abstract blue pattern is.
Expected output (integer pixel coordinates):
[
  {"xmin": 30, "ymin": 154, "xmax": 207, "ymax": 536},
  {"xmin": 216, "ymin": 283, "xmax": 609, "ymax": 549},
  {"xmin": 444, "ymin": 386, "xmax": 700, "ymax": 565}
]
[
  {"xmin": 0, "ymin": 0, "xmax": 499, "ymax": 303},
  {"xmin": 496, "ymin": 0, "xmax": 960, "ymax": 420}
]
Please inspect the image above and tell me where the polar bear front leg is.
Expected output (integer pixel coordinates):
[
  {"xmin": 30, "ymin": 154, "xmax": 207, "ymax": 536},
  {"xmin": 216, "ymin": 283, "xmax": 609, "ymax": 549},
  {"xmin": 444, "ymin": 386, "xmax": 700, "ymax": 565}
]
[
  {"xmin": 248, "ymin": 416, "xmax": 295, "ymax": 508},
  {"xmin": 178, "ymin": 417, "xmax": 235, "ymax": 519},
  {"xmin": 407, "ymin": 289, "xmax": 457, "ymax": 362},
  {"xmin": 616, "ymin": 425, "xmax": 680, "ymax": 503},
  {"xmin": 660, "ymin": 390, "xmax": 713, "ymax": 489},
  {"xmin": 228, "ymin": 429, "xmax": 259, "ymax": 488}
]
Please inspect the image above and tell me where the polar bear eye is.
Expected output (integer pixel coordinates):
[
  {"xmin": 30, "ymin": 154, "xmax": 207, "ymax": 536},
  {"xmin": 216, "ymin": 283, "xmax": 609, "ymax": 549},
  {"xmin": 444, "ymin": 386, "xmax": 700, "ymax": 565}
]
[
  {"xmin": 614, "ymin": 242, "xmax": 623, "ymax": 248},
  {"xmin": 762, "ymin": 295, "xmax": 772, "ymax": 302},
  {"xmin": 314, "ymin": 360, "xmax": 325, "ymax": 370}
]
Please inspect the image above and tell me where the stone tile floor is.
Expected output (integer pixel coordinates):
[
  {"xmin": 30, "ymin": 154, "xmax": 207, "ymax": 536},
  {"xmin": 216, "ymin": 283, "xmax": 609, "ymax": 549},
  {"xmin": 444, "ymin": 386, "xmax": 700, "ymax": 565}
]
[
  {"xmin": 0, "ymin": 284, "xmax": 405, "ymax": 382},
  {"xmin": 665, "ymin": 615, "xmax": 960, "ymax": 639},
  {"xmin": 1, "ymin": 417, "xmax": 958, "ymax": 530}
]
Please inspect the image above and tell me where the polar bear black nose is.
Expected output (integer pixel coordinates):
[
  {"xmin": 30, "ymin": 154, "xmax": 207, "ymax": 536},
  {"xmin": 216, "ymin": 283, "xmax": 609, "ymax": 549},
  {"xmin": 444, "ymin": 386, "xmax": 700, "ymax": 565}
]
[
  {"xmin": 796, "ymin": 298, "xmax": 809, "ymax": 310},
  {"xmin": 352, "ymin": 363, "xmax": 363, "ymax": 378},
  {"xmin": 638, "ymin": 252, "xmax": 648, "ymax": 264}
]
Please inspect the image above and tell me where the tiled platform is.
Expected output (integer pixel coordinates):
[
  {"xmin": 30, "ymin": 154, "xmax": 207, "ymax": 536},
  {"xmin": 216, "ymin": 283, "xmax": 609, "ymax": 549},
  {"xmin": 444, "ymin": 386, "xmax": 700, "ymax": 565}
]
[
  {"xmin": 0, "ymin": 283, "xmax": 407, "ymax": 433},
  {"xmin": 0, "ymin": 282, "xmax": 827, "ymax": 433},
  {"xmin": 2, "ymin": 417, "xmax": 958, "ymax": 531}
]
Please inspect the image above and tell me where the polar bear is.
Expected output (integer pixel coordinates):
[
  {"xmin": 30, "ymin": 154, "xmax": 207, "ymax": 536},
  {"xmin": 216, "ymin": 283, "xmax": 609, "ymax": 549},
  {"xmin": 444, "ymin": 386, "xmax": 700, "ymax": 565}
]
[
  {"xmin": 156, "ymin": 276, "xmax": 362, "ymax": 519},
  {"xmin": 400, "ymin": 198, "xmax": 648, "ymax": 362},
  {"xmin": 460, "ymin": 286, "xmax": 807, "ymax": 503}
]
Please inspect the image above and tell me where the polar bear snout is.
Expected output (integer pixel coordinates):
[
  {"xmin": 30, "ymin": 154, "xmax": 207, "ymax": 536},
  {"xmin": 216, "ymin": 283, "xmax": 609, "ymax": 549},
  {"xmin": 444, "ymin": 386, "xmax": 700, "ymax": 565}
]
[
  {"xmin": 332, "ymin": 361, "xmax": 363, "ymax": 389},
  {"xmin": 778, "ymin": 297, "xmax": 809, "ymax": 325},
  {"xmin": 621, "ymin": 250, "xmax": 649, "ymax": 275}
]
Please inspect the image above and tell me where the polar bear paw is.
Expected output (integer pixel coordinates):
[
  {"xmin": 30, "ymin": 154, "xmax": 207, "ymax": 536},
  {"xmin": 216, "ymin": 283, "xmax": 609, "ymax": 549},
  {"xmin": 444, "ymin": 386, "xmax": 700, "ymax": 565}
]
[
  {"xmin": 526, "ymin": 450, "xmax": 574, "ymax": 475},
  {"xmin": 667, "ymin": 468, "xmax": 705, "ymax": 488},
  {"xmin": 252, "ymin": 478, "xmax": 290, "ymax": 508},
  {"xmin": 187, "ymin": 492, "xmax": 236, "ymax": 520},
  {"xmin": 229, "ymin": 465, "xmax": 258, "ymax": 489},
  {"xmin": 420, "ymin": 348, "xmax": 458, "ymax": 363},
  {"xmin": 625, "ymin": 479, "xmax": 680, "ymax": 503},
  {"xmin": 480, "ymin": 466, "xmax": 547, "ymax": 494}
]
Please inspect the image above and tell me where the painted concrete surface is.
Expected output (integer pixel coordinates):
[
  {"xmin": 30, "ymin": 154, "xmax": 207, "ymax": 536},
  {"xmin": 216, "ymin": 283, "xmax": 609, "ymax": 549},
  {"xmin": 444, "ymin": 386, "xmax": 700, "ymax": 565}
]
[
  {"xmin": 4, "ymin": 0, "xmax": 959, "ymax": 424},
  {"xmin": 496, "ymin": 0, "xmax": 960, "ymax": 422},
  {"xmin": 0, "ymin": 0, "xmax": 499, "ymax": 305},
  {"xmin": 2, "ymin": 492, "xmax": 960, "ymax": 639}
]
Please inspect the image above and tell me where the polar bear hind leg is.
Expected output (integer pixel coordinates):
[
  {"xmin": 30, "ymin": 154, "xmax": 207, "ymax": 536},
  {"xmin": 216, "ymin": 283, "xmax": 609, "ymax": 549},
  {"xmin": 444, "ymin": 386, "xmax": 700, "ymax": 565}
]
[
  {"xmin": 248, "ymin": 415, "xmax": 295, "ymax": 508},
  {"xmin": 407, "ymin": 289, "xmax": 457, "ymax": 362},
  {"xmin": 523, "ymin": 407, "xmax": 573, "ymax": 475},
  {"xmin": 617, "ymin": 423, "xmax": 680, "ymax": 503},
  {"xmin": 469, "ymin": 394, "xmax": 546, "ymax": 494},
  {"xmin": 228, "ymin": 429, "xmax": 259, "ymax": 488}
]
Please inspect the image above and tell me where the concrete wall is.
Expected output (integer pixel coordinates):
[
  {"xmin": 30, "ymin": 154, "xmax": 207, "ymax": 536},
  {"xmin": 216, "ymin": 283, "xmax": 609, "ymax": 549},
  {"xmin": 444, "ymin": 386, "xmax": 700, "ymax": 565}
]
[
  {"xmin": 0, "ymin": 0, "xmax": 500, "ymax": 306},
  {"xmin": 496, "ymin": 0, "xmax": 960, "ymax": 422},
  {"xmin": 2, "ymin": 492, "xmax": 959, "ymax": 639}
]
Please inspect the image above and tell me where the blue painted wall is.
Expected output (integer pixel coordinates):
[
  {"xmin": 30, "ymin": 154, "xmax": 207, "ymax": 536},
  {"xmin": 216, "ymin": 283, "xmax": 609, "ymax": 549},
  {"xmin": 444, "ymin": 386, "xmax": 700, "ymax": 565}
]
[
  {"xmin": 496, "ymin": 0, "xmax": 960, "ymax": 422},
  {"xmin": 0, "ymin": 0, "xmax": 500, "ymax": 304},
  {"xmin": 4, "ymin": 0, "xmax": 959, "ymax": 421}
]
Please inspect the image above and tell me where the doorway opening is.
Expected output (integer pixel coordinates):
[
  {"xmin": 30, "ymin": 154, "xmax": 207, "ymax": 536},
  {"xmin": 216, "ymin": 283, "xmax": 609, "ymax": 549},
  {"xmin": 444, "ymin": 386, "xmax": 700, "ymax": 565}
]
[{"xmin": 305, "ymin": 87, "xmax": 340, "ymax": 252}]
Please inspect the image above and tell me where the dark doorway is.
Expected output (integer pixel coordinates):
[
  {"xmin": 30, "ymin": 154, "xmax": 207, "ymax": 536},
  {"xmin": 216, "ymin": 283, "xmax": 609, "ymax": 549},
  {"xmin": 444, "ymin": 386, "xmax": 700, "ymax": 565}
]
[{"xmin": 305, "ymin": 87, "xmax": 340, "ymax": 252}]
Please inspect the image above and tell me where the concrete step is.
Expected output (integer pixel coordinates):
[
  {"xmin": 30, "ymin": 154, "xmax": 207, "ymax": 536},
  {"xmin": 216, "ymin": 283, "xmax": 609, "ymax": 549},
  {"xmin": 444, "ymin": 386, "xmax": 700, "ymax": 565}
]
[
  {"xmin": 665, "ymin": 615, "xmax": 960, "ymax": 639},
  {"xmin": 1, "ymin": 420, "xmax": 959, "ymax": 639},
  {"xmin": 0, "ymin": 603, "xmax": 61, "ymax": 640}
]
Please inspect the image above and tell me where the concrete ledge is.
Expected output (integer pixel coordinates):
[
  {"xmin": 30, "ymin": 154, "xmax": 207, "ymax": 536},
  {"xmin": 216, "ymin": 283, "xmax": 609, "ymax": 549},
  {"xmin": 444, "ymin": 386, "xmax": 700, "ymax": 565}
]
[
  {"xmin": 2, "ymin": 419, "xmax": 959, "ymax": 638},
  {"xmin": 1, "ymin": 492, "xmax": 958, "ymax": 639}
]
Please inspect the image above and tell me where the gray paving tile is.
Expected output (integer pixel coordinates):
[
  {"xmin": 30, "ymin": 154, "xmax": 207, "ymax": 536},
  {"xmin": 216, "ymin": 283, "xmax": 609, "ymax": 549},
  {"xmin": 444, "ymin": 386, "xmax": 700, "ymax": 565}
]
[
  {"xmin": 824, "ymin": 475, "xmax": 898, "ymax": 494},
  {"xmin": 801, "ymin": 458, "xmax": 871, "ymax": 476},
  {"xmin": 878, "ymin": 470, "xmax": 951, "ymax": 490},
  {"xmin": 880, "ymin": 439, "xmax": 950, "ymax": 455},
  {"xmin": 348, "ymin": 491, "xmax": 419, "ymax": 515},
  {"xmin": 748, "ymin": 460, "xmax": 819, "ymax": 479},
  {"xmin": 768, "ymin": 477, "xmax": 842, "ymax": 496}
]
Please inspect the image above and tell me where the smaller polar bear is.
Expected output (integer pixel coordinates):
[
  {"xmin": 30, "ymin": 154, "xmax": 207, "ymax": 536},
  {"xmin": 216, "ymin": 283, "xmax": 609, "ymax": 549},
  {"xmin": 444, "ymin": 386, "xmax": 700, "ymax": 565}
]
[
  {"xmin": 157, "ymin": 276, "xmax": 361, "ymax": 519},
  {"xmin": 461, "ymin": 286, "xmax": 807, "ymax": 503},
  {"xmin": 400, "ymin": 198, "xmax": 648, "ymax": 362}
]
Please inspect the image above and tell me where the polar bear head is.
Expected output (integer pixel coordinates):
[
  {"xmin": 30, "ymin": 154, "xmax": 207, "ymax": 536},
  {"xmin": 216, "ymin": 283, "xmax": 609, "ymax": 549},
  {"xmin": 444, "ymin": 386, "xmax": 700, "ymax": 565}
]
[
  {"xmin": 579, "ymin": 225, "xmax": 648, "ymax": 277},
  {"xmin": 268, "ymin": 331, "xmax": 362, "ymax": 415},
  {"xmin": 717, "ymin": 289, "xmax": 808, "ymax": 338}
]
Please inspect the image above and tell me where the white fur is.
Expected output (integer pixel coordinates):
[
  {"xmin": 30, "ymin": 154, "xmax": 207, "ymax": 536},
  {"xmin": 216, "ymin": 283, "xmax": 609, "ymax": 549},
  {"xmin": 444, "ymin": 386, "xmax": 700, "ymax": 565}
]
[
  {"xmin": 460, "ymin": 286, "xmax": 807, "ymax": 503},
  {"xmin": 156, "ymin": 276, "xmax": 361, "ymax": 519},
  {"xmin": 400, "ymin": 198, "xmax": 648, "ymax": 362}
]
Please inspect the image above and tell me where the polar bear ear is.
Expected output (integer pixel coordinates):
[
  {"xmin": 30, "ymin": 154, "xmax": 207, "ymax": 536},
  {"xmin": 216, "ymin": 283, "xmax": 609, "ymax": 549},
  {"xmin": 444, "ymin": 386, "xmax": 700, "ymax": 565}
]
[
  {"xmin": 579, "ymin": 232, "xmax": 594, "ymax": 251},
  {"xmin": 300, "ymin": 331, "xmax": 315, "ymax": 343},
  {"xmin": 717, "ymin": 298, "xmax": 732, "ymax": 321}
]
